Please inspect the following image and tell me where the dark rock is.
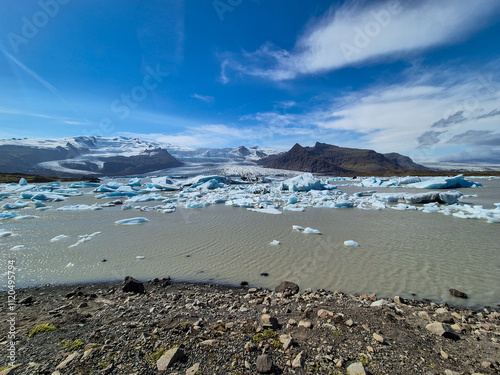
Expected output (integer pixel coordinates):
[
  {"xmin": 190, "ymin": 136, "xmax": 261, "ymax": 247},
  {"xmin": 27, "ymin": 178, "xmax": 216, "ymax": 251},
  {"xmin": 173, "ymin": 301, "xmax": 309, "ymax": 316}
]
[
  {"xmin": 101, "ymin": 259, "xmax": 107, "ymax": 262},
  {"xmin": 122, "ymin": 276, "xmax": 145, "ymax": 294},
  {"xmin": 275, "ymin": 281, "xmax": 300, "ymax": 295},
  {"xmin": 449, "ymin": 289, "xmax": 468, "ymax": 299},
  {"xmin": 19, "ymin": 296, "xmax": 34, "ymax": 305},
  {"xmin": 260, "ymin": 272, "xmax": 269, "ymax": 277},
  {"xmin": 240, "ymin": 281, "xmax": 249, "ymax": 287},
  {"xmin": 256, "ymin": 354, "xmax": 273, "ymax": 374},
  {"xmin": 161, "ymin": 276, "xmax": 171, "ymax": 287}
]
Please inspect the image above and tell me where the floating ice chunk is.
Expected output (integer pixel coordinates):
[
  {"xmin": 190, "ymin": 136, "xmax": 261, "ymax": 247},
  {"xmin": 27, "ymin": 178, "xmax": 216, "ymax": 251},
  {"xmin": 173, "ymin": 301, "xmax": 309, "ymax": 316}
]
[
  {"xmin": 95, "ymin": 191, "xmax": 138, "ymax": 199},
  {"xmin": 26, "ymin": 192, "xmax": 65, "ymax": 202},
  {"xmin": 303, "ymin": 227, "xmax": 321, "ymax": 234},
  {"xmin": 360, "ymin": 177, "xmax": 400, "ymax": 187},
  {"xmin": 404, "ymin": 191, "xmax": 462, "ymax": 205},
  {"xmin": 14, "ymin": 215, "xmax": 38, "ymax": 220},
  {"xmin": 67, "ymin": 182, "xmax": 101, "ymax": 188},
  {"xmin": 344, "ymin": 240, "xmax": 359, "ymax": 247},
  {"xmin": 0, "ymin": 211, "xmax": 19, "ymax": 220},
  {"xmin": 185, "ymin": 200, "xmax": 211, "ymax": 208},
  {"xmin": 354, "ymin": 190, "xmax": 376, "ymax": 197},
  {"xmin": 10, "ymin": 245, "xmax": 25, "ymax": 250},
  {"xmin": 2, "ymin": 200, "xmax": 30, "ymax": 210},
  {"xmin": 390, "ymin": 203, "xmax": 417, "ymax": 211},
  {"xmin": 283, "ymin": 205, "xmax": 306, "ymax": 212},
  {"xmin": 51, "ymin": 234, "xmax": 69, "ymax": 242},
  {"xmin": 373, "ymin": 193, "xmax": 405, "ymax": 202},
  {"xmin": 126, "ymin": 193, "xmax": 164, "ymax": 203},
  {"xmin": 407, "ymin": 174, "xmax": 481, "ymax": 189},
  {"xmin": 66, "ymin": 263, "xmax": 74, "ymax": 267},
  {"xmin": 486, "ymin": 217, "xmax": 500, "ymax": 223},
  {"xmin": 121, "ymin": 203, "xmax": 133, "ymax": 210},
  {"xmin": 128, "ymin": 177, "xmax": 142, "ymax": 186},
  {"xmin": 136, "ymin": 256, "xmax": 145, "ymax": 259},
  {"xmin": 0, "ymin": 229, "xmax": 12, "ymax": 238},
  {"xmin": 115, "ymin": 217, "xmax": 149, "ymax": 225},
  {"xmin": 33, "ymin": 200, "xmax": 46, "ymax": 208},
  {"xmin": 281, "ymin": 173, "xmax": 324, "ymax": 191},
  {"xmin": 144, "ymin": 182, "xmax": 180, "ymax": 191},
  {"xmin": 269, "ymin": 240, "xmax": 280, "ymax": 246},
  {"xmin": 370, "ymin": 299, "xmax": 391, "ymax": 307},
  {"xmin": 398, "ymin": 176, "xmax": 422, "ymax": 184},
  {"xmin": 288, "ymin": 194, "xmax": 298, "ymax": 204},
  {"xmin": 247, "ymin": 207, "xmax": 282, "ymax": 214},
  {"xmin": 292, "ymin": 225, "xmax": 304, "ymax": 232},
  {"xmin": 196, "ymin": 179, "xmax": 226, "ymax": 190},
  {"xmin": 19, "ymin": 178, "xmax": 28, "ymax": 186},
  {"xmin": 58, "ymin": 204, "xmax": 102, "ymax": 211},
  {"xmin": 225, "ymin": 198, "xmax": 255, "ymax": 208},
  {"xmin": 68, "ymin": 232, "xmax": 101, "ymax": 248}
]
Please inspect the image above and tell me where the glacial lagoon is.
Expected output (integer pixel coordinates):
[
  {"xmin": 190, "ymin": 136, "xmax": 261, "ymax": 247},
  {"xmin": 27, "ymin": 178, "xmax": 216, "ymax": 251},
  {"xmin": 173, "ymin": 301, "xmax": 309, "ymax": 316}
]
[{"xmin": 1, "ymin": 174, "xmax": 499, "ymax": 308}]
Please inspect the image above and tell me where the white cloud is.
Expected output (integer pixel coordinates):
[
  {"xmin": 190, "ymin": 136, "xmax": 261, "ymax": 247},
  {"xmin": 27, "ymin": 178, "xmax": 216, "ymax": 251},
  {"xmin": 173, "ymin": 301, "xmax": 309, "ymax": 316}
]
[
  {"xmin": 223, "ymin": 0, "xmax": 500, "ymax": 81},
  {"xmin": 191, "ymin": 93, "xmax": 214, "ymax": 103}
]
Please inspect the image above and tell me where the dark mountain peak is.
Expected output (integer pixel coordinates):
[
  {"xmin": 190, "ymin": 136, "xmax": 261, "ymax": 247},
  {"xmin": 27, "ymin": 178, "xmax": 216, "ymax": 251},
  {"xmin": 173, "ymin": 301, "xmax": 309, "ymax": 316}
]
[
  {"xmin": 237, "ymin": 146, "xmax": 251, "ymax": 156},
  {"xmin": 259, "ymin": 141, "xmax": 428, "ymax": 174}
]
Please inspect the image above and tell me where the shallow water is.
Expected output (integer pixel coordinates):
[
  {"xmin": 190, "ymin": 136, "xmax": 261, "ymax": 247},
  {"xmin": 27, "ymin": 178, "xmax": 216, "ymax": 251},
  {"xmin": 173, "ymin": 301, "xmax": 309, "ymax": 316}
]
[{"xmin": 1, "ymin": 177, "xmax": 499, "ymax": 308}]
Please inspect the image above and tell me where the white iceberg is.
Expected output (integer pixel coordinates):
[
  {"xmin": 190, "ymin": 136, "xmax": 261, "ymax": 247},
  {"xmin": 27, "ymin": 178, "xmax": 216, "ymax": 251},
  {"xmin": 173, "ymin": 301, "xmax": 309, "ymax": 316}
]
[
  {"xmin": 2, "ymin": 200, "xmax": 30, "ymax": 210},
  {"xmin": 185, "ymin": 200, "xmax": 211, "ymax": 208},
  {"xmin": 247, "ymin": 207, "xmax": 282, "ymax": 214},
  {"xmin": 360, "ymin": 177, "xmax": 400, "ymax": 187},
  {"xmin": 407, "ymin": 174, "xmax": 481, "ymax": 189},
  {"xmin": 57, "ymin": 204, "xmax": 102, "ymax": 211},
  {"xmin": 19, "ymin": 178, "xmax": 28, "ymax": 186},
  {"xmin": 125, "ymin": 193, "xmax": 164, "ymax": 203},
  {"xmin": 51, "ymin": 234, "xmax": 69, "ymax": 242},
  {"xmin": 0, "ymin": 212, "xmax": 19, "ymax": 220},
  {"xmin": 281, "ymin": 173, "xmax": 324, "ymax": 191},
  {"xmin": 225, "ymin": 198, "xmax": 255, "ymax": 208},
  {"xmin": 14, "ymin": 215, "xmax": 38, "ymax": 220},
  {"xmin": 344, "ymin": 240, "xmax": 359, "ymax": 247},
  {"xmin": 269, "ymin": 240, "xmax": 280, "ymax": 245},
  {"xmin": 127, "ymin": 177, "xmax": 142, "ymax": 186},
  {"xmin": 0, "ymin": 229, "xmax": 12, "ymax": 238},
  {"xmin": 115, "ymin": 217, "xmax": 150, "ymax": 225}
]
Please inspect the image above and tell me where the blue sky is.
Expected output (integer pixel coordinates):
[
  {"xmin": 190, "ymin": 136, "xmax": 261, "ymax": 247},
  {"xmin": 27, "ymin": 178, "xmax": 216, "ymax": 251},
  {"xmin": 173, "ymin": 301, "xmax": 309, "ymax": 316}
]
[{"xmin": 1, "ymin": 0, "xmax": 500, "ymax": 163}]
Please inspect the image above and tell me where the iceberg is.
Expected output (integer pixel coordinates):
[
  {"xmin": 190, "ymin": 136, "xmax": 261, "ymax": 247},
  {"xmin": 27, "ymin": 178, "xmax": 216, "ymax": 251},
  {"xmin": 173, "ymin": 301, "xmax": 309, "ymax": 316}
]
[
  {"xmin": 280, "ymin": 173, "xmax": 324, "ymax": 191},
  {"xmin": 58, "ymin": 204, "xmax": 102, "ymax": 211},
  {"xmin": 185, "ymin": 200, "xmax": 211, "ymax": 208},
  {"xmin": 225, "ymin": 198, "xmax": 255, "ymax": 208},
  {"xmin": 404, "ymin": 191, "xmax": 462, "ymax": 205},
  {"xmin": 14, "ymin": 215, "xmax": 38, "ymax": 220},
  {"xmin": 121, "ymin": 203, "xmax": 133, "ymax": 210},
  {"xmin": 196, "ymin": 179, "xmax": 226, "ymax": 190},
  {"xmin": 115, "ymin": 217, "xmax": 150, "ymax": 225},
  {"xmin": 292, "ymin": 225, "xmax": 304, "ymax": 232},
  {"xmin": 33, "ymin": 200, "xmax": 46, "ymax": 208},
  {"xmin": 67, "ymin": 182, "xmax": 101, "ymax": 188},
  {"xmin": 247, "ymin": 207, "xmax": 282, "ymax": 214},
  {"xmin": 68, "ymin": 232, "xmax": 101, "ymax": 248},
  {"xmin": 127, "ymin": 177, "xmax": 142, "ymax": 186},
  {"xmin": 407, "ymin": 174, "xmax": 482, "ymax": 189},
  {"xmin": 51, "ymin": 234, "xmax": 69, "ymax": 242},
  {"xmin": 0, "ymin": 229, "xmax": 12, "ymax": 238},
  {"xmin": 2, "ymin": 200, "xmax": 30, "ymax": 210},
  {"xmin": 283, "ymin": 205, "xmax": 306, "ymax": 212},
  {"xmin": 0, "ymin": 211, "xmax": 19, "ymax": 220},
  {"xmin": 26, "ymin": 192, "xmax": 65, "ymax": 202},
  {"xmin": 303, "ymin": 227, "xmax": 321, "ymax": 234},
  {"xmin": 344, "ymin": 240, "xmax": 359, "ymax": 247},
  {"xmin": 360, "ymin": 177, "xmax": 400, "ymax": 187},
  {"xmin": 19, "ymin": 178, "xmax": 28, "ymax": 186},
  {"xmin": 269, "ymin": 240, "xmax": 280, "ymax": 245},
  {"xmin": 372, "ymin": 193, "xmax": 406, "ymax": 202}
]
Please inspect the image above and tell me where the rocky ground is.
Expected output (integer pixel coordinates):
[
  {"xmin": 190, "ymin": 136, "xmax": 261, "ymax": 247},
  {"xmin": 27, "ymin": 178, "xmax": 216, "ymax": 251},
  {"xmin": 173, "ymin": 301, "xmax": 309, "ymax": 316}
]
[{"xmin": 1, "ymin": 278, "xmax": 499, "ymax": 375}]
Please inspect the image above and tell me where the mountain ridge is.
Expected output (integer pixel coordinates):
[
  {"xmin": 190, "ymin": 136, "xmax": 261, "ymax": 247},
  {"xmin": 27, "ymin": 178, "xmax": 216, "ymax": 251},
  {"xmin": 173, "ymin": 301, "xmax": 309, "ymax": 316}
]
[{"xmin": 258, "ymin": 142, "xmax": 428, "ymax": 174}]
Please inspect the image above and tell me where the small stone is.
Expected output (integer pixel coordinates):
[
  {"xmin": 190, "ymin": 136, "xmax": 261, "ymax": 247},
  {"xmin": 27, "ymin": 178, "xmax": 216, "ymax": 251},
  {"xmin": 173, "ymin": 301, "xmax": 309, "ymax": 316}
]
[
  {"xmin": 394, "ymin": 295, "xmax": 406, "ymax": 304},
  {"xmin": 200, "ymin": 340, "xmax": 216, "ymax": 346},
  {"xmin": 292, "ymin": 351, "xmax": 305, "ymax": 368},
  {"xmin": 261, "ymin": 314, "xmax": 279, "ymax": 329},
  {"xmin": 425, "ymin": 322, "xmax": 460, "ymax": 340},
  {"xmin": 481, "ymin": 361, "xmax": 493, "ymax": 369},
  {"xmin": 440, "ymin": 350, "xmax": 449, "ymax": 359},
  {"xmin": 346, "ymin": 319, "xmax": 354, "ymax": 327},
  {"xmin": 298, "ymin": 320, "xmax": 312, "ymax": 329},
  {"xmin": 19, "ymin": 296, "xmax": 34, "ymax": 305},
  {"xmin": 245, "ymin": 360, "xmax": 251, "ymax": 369},
  {"xmin": 256, "ymin": 354, "xmax": 273, "ymax": 374},
  {"xmin": 157, "ymin": 347, "xmax": 184, "ymax": 371},
  {"xmin": 275, "ymin": 281, "xmax": 299, "ymax": 295},
  {"xmin": 318, "ymin": 309, "xmax": 334, "ymax": 319},
  {"xmin": 418, "ymin": 311, "xmax": 431, "ymax": 320},
  {"xmin": 56, "ymin": 352, "xmax": 80, "ymax": 370},
  {"xmin": 185, "ymin": 363, "xmax": 200, "ymax": 375},
  {"xmin": 347, "ymin": 362, "xmax": 366, "ymax": 375},
  {"xmin": 288, "ymin": 319, "xmax": 297, "ymax": 326},
  {"xmin": 244, "ymin": 341, "xmax": 257, "ymax": 352},
  {"xmin": 373, "ymin": 333, "xmax": 384, "ymax": 343},
  {"xmin": 444, "ymin": 370, "xmax": 460, "ymax": 375},
  {"xmin": 367, "ymin": 346, "xmax": 374, "ymax": 352},
  {"xmin": 279, "ymin": 334, "xmax": 293, "ymax": 350},
  {"xmin": 449, "ymin": 289, "xmax": 468, "ymax": 299}
]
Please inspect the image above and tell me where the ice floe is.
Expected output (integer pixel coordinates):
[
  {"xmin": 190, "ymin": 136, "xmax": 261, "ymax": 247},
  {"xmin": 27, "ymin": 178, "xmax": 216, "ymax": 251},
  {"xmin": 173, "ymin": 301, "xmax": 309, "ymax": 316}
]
[
  {"xmin": 269, "ymin": 240, "xmax": 280, "ymax": 245},
  {"xmin": 2, "ymin": 200, "xmax": 30, "ymax": 210},
  {"xmin": 0, "ymin": 229, "xmax": 12, "ymax": 238},
  {"xmin": 115, "ymin": 217, "xmax": 150, "ymax": 225},
  {"xmin": 247, "ymin": 207, "xmax": 282, "ymax": 214},
  {"xmin": 344, "ymin": 240, "xmax": 359, "ymax": 247},
  {"xmin": 406, "ymin": 174, "xmax": 482, "ymax": 189},
  {"xmin": 51, "ymin": 234, "xmax": 69, "ymax": 242},
  {"xmin": 281, "ymin": 173, "xmax": 325, "ymax": 191},
  {"xmin": 68, "ymin": 232, "xmax": 102, "ymax": 248}
]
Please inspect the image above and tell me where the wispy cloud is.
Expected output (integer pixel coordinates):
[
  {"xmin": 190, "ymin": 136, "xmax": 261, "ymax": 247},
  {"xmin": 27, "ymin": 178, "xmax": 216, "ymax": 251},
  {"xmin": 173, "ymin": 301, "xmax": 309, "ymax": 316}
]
[
  {"xmin": 0, "ymin": 107, "xmax": 90, "ymax": 126},
  {"xmin": 191, "ymin": 93, "xmax": 214, "ymax": 103},
  {"xmin": 222, "ymin": 0, "xmax": 500, "ymax": 81}
]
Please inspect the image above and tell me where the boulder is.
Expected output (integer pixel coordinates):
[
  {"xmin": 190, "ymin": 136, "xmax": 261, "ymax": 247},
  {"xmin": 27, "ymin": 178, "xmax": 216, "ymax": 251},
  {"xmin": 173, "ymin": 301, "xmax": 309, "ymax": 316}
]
[
  {"xmin": 275, "ymin": 281, "xmax": 299, "ymax": 295},
  {"xmin": 256, "ymin": 354, "xmax": 273, "ymax": 374},
  {"xmin": 449, "ymin": 289, "xmax": 468, "ymax": 299},
  {"xmin": 122, "ymin": 276, "xmax": 145, "ymax": 294}
]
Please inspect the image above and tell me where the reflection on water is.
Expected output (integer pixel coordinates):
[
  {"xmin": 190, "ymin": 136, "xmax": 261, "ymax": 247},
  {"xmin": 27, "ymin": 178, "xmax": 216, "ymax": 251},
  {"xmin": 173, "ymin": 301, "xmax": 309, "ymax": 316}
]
[{"xmin": 0, "ymin": 177, "xmax": 499, "ymax": 308}]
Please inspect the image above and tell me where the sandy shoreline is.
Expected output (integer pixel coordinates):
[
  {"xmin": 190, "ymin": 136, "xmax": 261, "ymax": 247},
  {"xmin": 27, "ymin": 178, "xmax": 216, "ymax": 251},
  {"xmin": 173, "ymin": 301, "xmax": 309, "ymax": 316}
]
[{"xmin": 1, "ymin": 277, "xmax": 499, "ymax": 374}]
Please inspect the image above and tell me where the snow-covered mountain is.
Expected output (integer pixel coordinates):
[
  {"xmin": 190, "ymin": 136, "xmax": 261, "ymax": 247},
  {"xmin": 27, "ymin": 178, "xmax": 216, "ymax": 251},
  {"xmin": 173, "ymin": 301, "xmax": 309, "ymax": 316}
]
[{"xmin": 0, "ymin": 136, "xmax": 280, "ymax": 177}]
